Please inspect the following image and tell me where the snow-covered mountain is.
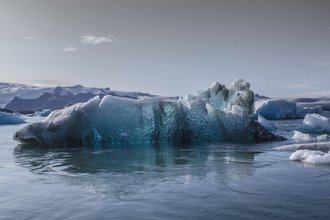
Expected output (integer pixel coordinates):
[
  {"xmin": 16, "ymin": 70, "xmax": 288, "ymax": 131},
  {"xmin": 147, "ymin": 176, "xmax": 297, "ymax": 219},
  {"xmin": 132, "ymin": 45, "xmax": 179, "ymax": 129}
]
[
  {"xmin": 0, "ymin": 82, "xmax": 153, "ymax": 113},
  {"xmin": 0, "ymin": 83, "xmax": 111, "ymax": 107},
  {"xmin": 2, "ymin": 82, "xmax": 330, "ymax": 114}
]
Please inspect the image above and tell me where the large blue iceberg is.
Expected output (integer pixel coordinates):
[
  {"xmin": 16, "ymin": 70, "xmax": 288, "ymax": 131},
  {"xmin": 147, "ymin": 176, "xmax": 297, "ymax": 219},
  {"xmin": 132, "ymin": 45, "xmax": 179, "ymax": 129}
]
[{"xmin": 14, "ymin": 80, "xmax": 284, "ymax": 146}]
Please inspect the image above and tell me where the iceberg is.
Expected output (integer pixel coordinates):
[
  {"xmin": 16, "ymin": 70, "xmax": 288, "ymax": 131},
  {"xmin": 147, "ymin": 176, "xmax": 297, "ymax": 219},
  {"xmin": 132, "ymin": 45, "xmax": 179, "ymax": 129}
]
[
  {"xmin": 32, "ymin": 109, "xmax": 52, "ymax": 117},
  {"xmin": 0, "ymin": 109, "xmax": 26, "ymax": 125},
  {"xmin": 255, "ymin": 99, "xmax": 323, "ymax": 120},
  {"xmin": 14, "ymin": 80, "xmax": 285, "ymax": 147},
  {"xmin": 296, "ymin": 113, "xmax": 330, "ymax": 134}
]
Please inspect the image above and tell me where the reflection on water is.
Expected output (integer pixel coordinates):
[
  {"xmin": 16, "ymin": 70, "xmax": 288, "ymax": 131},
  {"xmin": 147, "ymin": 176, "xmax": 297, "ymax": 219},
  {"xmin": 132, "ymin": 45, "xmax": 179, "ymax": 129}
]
[
  {"xmin": 3, "ymin": 120, "xmax": 330, "ymax": 219},
  {"xmin": 13, "ymin": 142, "xmax": 266, "ymax": 209},
  {"xmin": 14, "ymin": 142, "xmax": 262, "ymax": 181}
]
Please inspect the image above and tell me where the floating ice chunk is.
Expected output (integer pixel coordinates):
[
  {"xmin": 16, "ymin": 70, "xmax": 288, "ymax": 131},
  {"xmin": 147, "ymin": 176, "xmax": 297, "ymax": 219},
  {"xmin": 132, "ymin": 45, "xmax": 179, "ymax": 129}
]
[
  {"xmin": 0, "ymin": 111, "xmax": 25, "ymax": 125},
  {"xmin": 289, "ymin": 149, "xmax": 330, "ymax": 165},
  {"xmin": 296, "ymin": 113, "xmax": 330, "ymax": 134},
  {"xmin": 255, "ymin": 99, "xmax": 297, "ymax": 119},
  {"xmin": 33, "ymin": 109, "xmax": 52, "ymax": 117},
  {"xmin": 291, "ymin": 131, "xmax": 328, "ymax": 141},
  {"xmin": 292, "ymin": 131, "xmax": 312, "ymax": 140},
  {"xmin": 303, "ymin": 114, "xmax": 330, "ymax": 132},
  {"xmin": 257, "ymin": 114, "xmax": 276, "ymax": 132},
  {"xmin": 14, "ymin": 80, "xmax": 285, "ymax": 147},
  {"xmin": 255, "ymin": 99, "xmax": 323, "ymax": 120},
  {"xmin": 276, "ymin": 114, "xmax": 330, "ymax": 164},
  {"xmin": 317, "ymin": 134, "xmax": 328, "ymax": 141},
  {"xmin": 274, "ymin": 141, "xmax": 330, "ymax": 151}
]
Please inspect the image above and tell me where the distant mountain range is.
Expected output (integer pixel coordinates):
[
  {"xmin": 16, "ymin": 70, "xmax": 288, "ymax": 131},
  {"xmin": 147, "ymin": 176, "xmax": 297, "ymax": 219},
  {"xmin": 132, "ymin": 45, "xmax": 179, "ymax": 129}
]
[
  {"xmin": 1, "ymin": 82, "xmax": 329, "ymax": 113},
  {"xmin": 0, "ymin": 83, "xmax": 153, "ymax": 113},
  {"xmin": 0, "ymin": 83, "xmax": 110, "ymax": 105}
]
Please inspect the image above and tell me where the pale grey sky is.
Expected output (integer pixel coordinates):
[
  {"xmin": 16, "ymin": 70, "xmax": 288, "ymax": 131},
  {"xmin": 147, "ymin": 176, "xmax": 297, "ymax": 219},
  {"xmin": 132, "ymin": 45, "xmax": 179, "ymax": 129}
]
[{"xmin": 1, "ymin": 0, "xmax": 330, "ymax": 97}]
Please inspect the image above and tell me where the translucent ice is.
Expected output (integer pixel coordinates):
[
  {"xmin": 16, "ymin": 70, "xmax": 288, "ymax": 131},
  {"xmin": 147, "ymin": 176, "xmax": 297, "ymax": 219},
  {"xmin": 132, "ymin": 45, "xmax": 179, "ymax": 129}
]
[
  {"xmin": 14, "ymin": 80, "xmax": 284, "ymax": 147},
  {"xmin": 257, "ymin": 114, "xmax": 276, "ymax": 132},
  {"xmin": 0, "ymin": 111, "xmax": 25, "ymax": 125}
]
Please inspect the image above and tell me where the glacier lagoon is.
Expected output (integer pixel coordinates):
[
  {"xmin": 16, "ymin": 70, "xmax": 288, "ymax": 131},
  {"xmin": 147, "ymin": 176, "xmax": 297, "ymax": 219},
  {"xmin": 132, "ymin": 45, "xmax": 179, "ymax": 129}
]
[
  {"xmin": 1, "ymin": 117, "xmax": 330, "ymax": 219},
  {"xmin": 2, "ymin": 80, "xmax": 330, "ymax": 219}
]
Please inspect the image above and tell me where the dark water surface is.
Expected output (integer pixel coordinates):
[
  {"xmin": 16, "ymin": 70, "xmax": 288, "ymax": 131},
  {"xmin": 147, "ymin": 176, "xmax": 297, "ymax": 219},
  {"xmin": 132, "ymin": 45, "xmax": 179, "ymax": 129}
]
[{"xmin": 1, "ymin": 119, "xmax": 330, "ymax": 220}]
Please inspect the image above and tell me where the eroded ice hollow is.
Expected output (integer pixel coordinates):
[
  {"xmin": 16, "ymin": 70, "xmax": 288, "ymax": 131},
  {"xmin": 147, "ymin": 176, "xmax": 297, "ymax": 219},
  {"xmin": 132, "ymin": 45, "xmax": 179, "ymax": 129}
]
[{"xmin": 14, "ymin": 79, "xmax": 284, "ymax": 147}]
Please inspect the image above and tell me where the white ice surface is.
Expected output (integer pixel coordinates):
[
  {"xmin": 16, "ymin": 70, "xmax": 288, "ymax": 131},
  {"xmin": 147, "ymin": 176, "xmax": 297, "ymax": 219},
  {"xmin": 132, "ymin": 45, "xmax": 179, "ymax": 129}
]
[
  {"xmin": 295, "ymin": 113, "xmax": 330, "ymax": 135},
  {"xmin": 274, "ymin": 141, "xmax": 330, "ymax": 151},
  {"xmin": 292, "ymin": 131, "xmax": 312, "ymax": 140},
  {"xmin": 0, "ymin": 83, "xmax": 111, "ymax": 107},
  {"xmin": 289, "ymin": 149, "xmax": 330, "ymax": 165},
  {"xmin": 303, "ymin": 113, "xmax": 330, "ymax": 132},
  {"xmin": 276, "ymin": 141, "xmax": 330, "ymax": 165}
]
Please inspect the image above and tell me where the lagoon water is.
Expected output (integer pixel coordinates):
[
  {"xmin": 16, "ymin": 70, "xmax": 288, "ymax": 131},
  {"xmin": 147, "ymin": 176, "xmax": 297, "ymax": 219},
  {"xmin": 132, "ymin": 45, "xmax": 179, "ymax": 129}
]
[{"xmin": 1, "ymin": 118, "xmax": 330, "ymax": 219}]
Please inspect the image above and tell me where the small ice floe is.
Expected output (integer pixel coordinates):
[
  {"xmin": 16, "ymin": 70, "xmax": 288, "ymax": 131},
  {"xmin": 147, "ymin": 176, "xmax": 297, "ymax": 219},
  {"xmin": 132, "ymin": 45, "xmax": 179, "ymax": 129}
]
[
  {"xmin": 0, "ymin": 108, "xmax": 26, "ymax": 125},
  {"xmin": 296, "ymin": 113, "xmax": 330, "ymax": 134},
  {"xmin": 274, "ymin": 141, "xmax": 330, "ymax": 151},
  {"xmin": 33, "ymin": 109, "xmax": 52, "ymax": 117},
  {"xmin": 292, "ymin": 131, "xmax": 311, "ymax": 140},
  {"xmin": 275, "ymin": 140, "xmax": 330, "ymax": 165},
  {"xmin": 289, "ymin": 149, "xmax": 330, "ymax": 165},
  {"xmin": 291, "ymin": 131, "xmax": 329, "ymax": 141}
]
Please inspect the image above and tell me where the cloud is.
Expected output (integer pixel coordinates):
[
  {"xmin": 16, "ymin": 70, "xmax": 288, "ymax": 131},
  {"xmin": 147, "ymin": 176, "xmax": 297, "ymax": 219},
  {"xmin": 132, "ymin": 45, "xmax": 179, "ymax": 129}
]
[
  {"xmin": 24, "ymin": 36, "xmax": 34, "ymax": 40},
  {"xmin": 80, "ymin": 34, "xmax": 118, "ymax": 45},
  {"xmin": 282, "ymin": 82, "xmax": 310, "ymax": 89},
  {"xmin": 63, "ymin": 47, "xmax": 78, "ymax": 52},
  {"xmin": 30, "ymin": 79, "xmax": 69, "ymax": 86},
  {"xmin": 42, "ymin": 24, "xmax": 54, "ymax": 29},
  {"xmin": 314, "ymin": 61, "xmax": 330, "ymax": 66},
  {"xmin": 326, "ymin": 26, "xmax": 330, "ymax": 30}
]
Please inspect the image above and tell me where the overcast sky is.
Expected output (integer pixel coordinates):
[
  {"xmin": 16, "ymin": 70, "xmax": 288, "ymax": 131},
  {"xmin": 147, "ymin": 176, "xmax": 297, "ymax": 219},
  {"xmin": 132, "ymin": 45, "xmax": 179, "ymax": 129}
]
[{"xmin": 1, "ymin": 0, "xmax": 330, "ymax": 97}]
